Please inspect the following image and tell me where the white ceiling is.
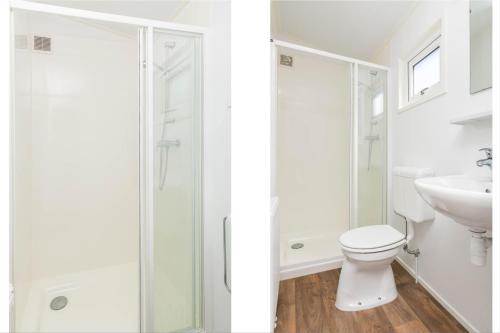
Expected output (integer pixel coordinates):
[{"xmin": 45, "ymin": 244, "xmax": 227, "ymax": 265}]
[
  {"xmin": 33, "ymin": 0, "xmax": 189, "ymax": 22},
  {"xmin": 272, "ymin": 1, "xmax": 419, "ymax": 61}
]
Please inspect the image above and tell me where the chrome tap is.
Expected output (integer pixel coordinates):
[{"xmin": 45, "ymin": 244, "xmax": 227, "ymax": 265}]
[{"xmin": 476, "ymin": 148, "xmax": 492, "ymax": 169}]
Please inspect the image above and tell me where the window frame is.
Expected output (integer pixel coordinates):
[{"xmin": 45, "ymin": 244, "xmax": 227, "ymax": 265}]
[
  {"xmin": 407, "ymin": 35, "xmax": 441, "ymax": 104},
  {"xmin": 397, "ymin": 17, "xmax": 447, "ymax": 113},
  {"xmin": 372, "ymin": 90, "xmax": 384, "ymax": 118}
]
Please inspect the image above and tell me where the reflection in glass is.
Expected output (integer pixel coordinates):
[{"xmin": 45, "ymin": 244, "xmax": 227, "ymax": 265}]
[
  {"xmin": 152, "ymin": 29, "xmax": 202, "ymax": 333},
  {"xmin": 356, "ymin": 66, "xmax": 387, "ymax": 228}
]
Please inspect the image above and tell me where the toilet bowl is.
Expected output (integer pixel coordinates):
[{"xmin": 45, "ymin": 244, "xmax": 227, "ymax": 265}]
[
  {"xmin": 335, "ymin": 167, "xmax": 435, "ymax": 312},
  {"xmin": 335, "ymin": 225, "xmax": 406, "ymax": 311}
]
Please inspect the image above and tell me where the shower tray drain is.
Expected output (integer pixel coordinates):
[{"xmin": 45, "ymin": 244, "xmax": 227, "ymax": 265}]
[
  {"xmin": 291, "ymin": 243, "xmax": 304, "ymax": 250},
  {"xmin": 50, "ymin": 296, "xmax": 68, "ymax": 311}
]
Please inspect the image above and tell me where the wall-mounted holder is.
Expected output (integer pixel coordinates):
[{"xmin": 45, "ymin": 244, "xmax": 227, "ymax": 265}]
[{"xmin": 449, "ymin": 110, "xmax": 492, "ymax": 125}]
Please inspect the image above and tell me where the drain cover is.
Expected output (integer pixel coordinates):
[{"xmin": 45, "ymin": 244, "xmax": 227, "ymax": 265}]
[
  {"xmin": 50, "ymin": 296, "xmax": 68, "ymax": 311},
  {"xmin": 291, "ymin": 243, "xmax": 304, "ymax": 250}
]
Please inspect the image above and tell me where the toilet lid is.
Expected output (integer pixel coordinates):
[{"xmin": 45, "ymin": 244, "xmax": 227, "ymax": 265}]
[{"xmin": 339, "ymin": 225, "xmax": 405, "ymax": 250}]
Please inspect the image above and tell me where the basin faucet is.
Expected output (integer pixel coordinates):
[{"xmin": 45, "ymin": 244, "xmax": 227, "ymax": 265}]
[{"xmin": 476, "ymin": 148, "xmax": 492, "ymax": 169}]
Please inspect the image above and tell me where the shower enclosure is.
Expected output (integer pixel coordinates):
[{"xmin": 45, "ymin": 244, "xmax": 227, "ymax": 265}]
[
  {"xmin": 10, "ymin": 1, "xmax": 229, "ymax": 332},
  {"xmin": 272, "ymin": 41, "xmax": 388, "ymax": 278}
]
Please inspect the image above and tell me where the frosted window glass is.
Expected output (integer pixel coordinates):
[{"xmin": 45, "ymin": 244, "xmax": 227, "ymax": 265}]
[
  {"xmin": 412, "ymin": 47, "xmax": 440, "ymax": 95},
  {"xmin": 372, "ymin": 92, "xmax": 384, "ymax": 117}
]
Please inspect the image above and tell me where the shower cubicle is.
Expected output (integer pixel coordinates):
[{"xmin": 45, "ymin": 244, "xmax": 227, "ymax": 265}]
[
  {"xmin": 271, "ymin": 40, "xmax": 389, "ymax": 279},
  {"xmin": 10, "ymin": 1, "xmax": 230, "ymax": 332}
]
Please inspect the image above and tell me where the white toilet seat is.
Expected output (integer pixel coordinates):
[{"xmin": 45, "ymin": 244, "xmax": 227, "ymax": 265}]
[
  {"xmin": 339, "ymin": 225, "xmax": 406, "ymax": 254},
  {"xmin": 341, "ymin": 239, "xmax": 406, "ymax": 254}
]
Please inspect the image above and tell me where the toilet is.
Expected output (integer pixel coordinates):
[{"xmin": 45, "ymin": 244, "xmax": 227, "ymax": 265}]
[{"xmin": 335, "ymin": 167, "xmax": 434, "ymax": 311}]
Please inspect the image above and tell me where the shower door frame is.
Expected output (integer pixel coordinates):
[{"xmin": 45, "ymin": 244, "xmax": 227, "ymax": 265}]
[
  {"xmin": 8, "ymin": 1, "xmax": 208, "ymax": 332},
  {"xmin": 271, "ymin": 39, "xmax": 390, "ymax": 267}
]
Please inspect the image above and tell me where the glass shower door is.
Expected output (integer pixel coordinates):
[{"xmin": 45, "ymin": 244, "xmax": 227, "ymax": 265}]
[
  {"xmin": 355, "ymin": 65, "xmax": 387, "ymax": 227},
  {"xmin": 147, "ymin": 29, "xmax": 203, "ymax": 333}
]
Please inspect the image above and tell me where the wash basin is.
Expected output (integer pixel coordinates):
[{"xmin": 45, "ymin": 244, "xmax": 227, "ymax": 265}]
[{"xmin": 414, "ymin": 175, "xmax": 492, "ymax": 231}]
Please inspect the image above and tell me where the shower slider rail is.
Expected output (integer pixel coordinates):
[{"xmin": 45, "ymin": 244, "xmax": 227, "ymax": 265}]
[
  {"xmin": 155, "ymin": 55, "xmax": 191, "ymax": 80},
  {"xmin": 156, "ymin": 139, "xmax": 181, "ymax": 148}
]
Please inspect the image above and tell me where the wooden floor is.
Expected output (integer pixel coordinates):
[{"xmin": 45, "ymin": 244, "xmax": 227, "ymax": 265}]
[{"xmin": 275, "ymin": 262, "xmax": 467, "ymax": 333}]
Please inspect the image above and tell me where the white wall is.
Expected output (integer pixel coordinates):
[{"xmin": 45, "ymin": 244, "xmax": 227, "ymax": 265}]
[
  {"xmin": 13, "ymin": 11, "xmax": 139, "ymax": 325},
  {"xmin": 377, "ymin": 1, "xmax": 492, "ymax": 331},
  {"xmin": 277, "ymin": 50, "xmax": 350, "ymax": 243},
  {"xmin": 28, "ymin": 14, "xmax": 139, "ymax": 279}
]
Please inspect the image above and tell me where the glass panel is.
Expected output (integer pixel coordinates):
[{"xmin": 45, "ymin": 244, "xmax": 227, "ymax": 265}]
[
  {"xmin": 152, "ymin": 29, "xmax": 202, "ymax": 333},
  {"xmin": 12, "ymin": 10, "xmax": 140, "ymax": 332},
  {"xmin": 412, "ymin": 47, "xmax": 440, "ymax": 95},
  {"xmin": 356, "ymin": 66, "xmax": 387, "ymax": 227}
]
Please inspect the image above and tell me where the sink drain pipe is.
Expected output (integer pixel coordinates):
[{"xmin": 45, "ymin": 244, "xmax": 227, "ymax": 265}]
[{"xmin": 470, "ymin": 230, "xmax": 492, "ymax": 266}]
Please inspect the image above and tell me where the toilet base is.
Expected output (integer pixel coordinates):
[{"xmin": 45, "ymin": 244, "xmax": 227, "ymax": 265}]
[{"xmin": 335, "ymin": 257, "xmax": 398, "ymax": 311}]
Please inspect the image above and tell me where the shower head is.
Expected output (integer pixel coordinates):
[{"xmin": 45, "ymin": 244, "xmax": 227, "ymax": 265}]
[{"xmin": 369, "ymin": 70, "xmax": 378, "ymax": 76}]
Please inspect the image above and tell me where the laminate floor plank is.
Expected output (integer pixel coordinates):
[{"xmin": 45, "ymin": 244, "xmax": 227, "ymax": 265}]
[
  {"xmin": 352, "ymin": 306, "xmax": 396, "ymax": 333},
  {"xmin": 397, "ymin": 282, "xmax": 467, "ymax": 333},
  {"xmin": 381, "ymin": 295, "xmax": 419, "ymax": 328},
  {"xmin": 276, "ymin": 279, "xmax": 296, "ymax": 333},
  {"xmin": 275, "ymin": 262, "xmax": 468, "ymax": 333},
  {"xmin": 393, "ymin": 320, "xmax": 430, "ymax": 333},
  {"xmin": 295, "ymin": 274, "xmax": 328, "ymax": 333}
]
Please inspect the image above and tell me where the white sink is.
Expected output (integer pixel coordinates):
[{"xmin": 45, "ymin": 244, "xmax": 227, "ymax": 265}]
[{"xmin": 414, "ymin": 175, "xmax": 492, "ymax": 231}]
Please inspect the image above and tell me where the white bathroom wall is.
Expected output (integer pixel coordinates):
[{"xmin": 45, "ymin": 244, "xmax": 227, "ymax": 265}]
[
  {"xmin": 12, "ymin": 11, "xmax": 140, "ymax": 330},
  {"xmin": 17, "ymin": 12, "xmax": 139, "ymax": 280},
  {"xmin": 173, "ymin": 1, "xmax": 212, "ymax": 27},
  {"xmin": 376, "ymin": 1, "xmax": 492, "ymax": 331},
  {"xmin": 277, "ymin": 50, "xmax": 350, "ymax": 258}
]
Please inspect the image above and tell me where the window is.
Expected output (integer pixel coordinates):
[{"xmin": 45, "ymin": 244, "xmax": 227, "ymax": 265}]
[
  {"xmin": 398, "ymin": 18, "xmax": 446, "ymax": 112},
  {"xmin": 372, "ymin": 92, "xmax": 384, "ymax": 117},
  {"xmin": 407, "ymin": 36, "xmax": 441, "ymax": 102}
]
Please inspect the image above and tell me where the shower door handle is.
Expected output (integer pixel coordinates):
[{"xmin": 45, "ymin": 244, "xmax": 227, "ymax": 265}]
[{"xmin": 223, "ymin": 216, "xmax": 231, "ymax": 293}]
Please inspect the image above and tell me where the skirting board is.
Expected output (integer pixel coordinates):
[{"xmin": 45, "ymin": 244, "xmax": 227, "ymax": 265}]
[
  {"xmin": 395, "ymin": 257, "xmax": 478, "ymax": 333},
  {"xmin": 280, "ymin": 256, "xmax": 344, "ymax": 280}
]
